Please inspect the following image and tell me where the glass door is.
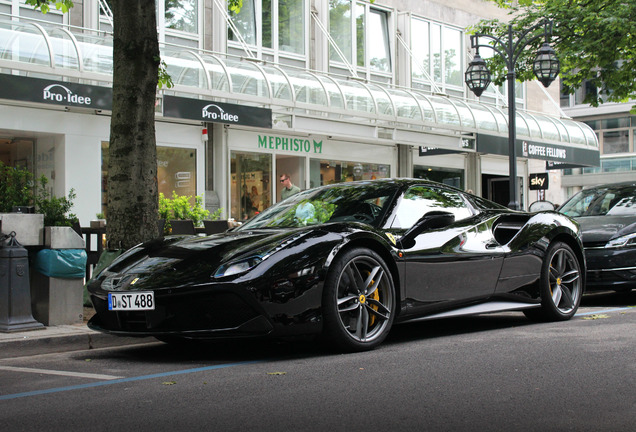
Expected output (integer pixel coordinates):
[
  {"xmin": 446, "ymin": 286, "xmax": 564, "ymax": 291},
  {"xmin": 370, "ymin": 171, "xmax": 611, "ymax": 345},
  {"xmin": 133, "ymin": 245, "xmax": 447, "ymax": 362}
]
[{"xmin": 231, "ymin": 151, "xmax": 272, "ymax": 221}]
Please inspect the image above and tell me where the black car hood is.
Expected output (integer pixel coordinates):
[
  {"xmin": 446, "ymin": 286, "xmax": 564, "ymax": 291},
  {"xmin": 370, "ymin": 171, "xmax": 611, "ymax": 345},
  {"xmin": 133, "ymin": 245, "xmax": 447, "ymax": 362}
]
[
  {"xmin": 576, "ymin": 215, "xmax": 636, "ymax": 244},
  {"xmin": 100, "ymin": 228, "xmax": 311, "ymax": 285},
  {"xmin": 95, "ymin": 225, "xmax": 355, "ymax": 291}
]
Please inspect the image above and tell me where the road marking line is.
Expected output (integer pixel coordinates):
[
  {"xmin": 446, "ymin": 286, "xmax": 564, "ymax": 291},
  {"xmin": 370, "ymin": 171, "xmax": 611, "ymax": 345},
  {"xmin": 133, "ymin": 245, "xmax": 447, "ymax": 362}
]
[
  {"xmin": 0, "ymin": 360, "xmax": 264, "ymax": 401},
  {"xmin": 0, "ymin": 365, "xmax": 123, "ymax": 380}
]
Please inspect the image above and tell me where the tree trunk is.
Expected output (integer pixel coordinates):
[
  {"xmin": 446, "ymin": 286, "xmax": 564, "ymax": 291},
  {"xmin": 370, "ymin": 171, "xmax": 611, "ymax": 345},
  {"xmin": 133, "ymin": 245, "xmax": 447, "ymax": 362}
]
[{"xmin": 106, "ymin": 0, "xmax": 159, "ymax": 250}]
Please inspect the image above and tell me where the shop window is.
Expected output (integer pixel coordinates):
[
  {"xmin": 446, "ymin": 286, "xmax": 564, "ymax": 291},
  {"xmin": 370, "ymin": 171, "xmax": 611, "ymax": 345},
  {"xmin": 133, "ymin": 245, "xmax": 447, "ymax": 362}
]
[
  {"xmin": 231, "ymin": 151, "xmax": 272, "ymax": 221},
  {"xmin": 413, "ymin": 166, "xmax": 464, "ymax": 190},
  {"xmin": 157, "ymin": 147, "xmax": 197, "ymax": 198},
  {"xmin": 329, "ymin": 1, "xmax": 392, "ymax": 78},
  {"xmin": 310, "ymin": 159, "xmax": 390, "ymax": 187},
  {"xmin": 229, "ymin": 0, "xmax": 305, "ymax": 55},
  {"xmin": 101, "ymin": 142, "xmax": 197, "ymax": 216},
  {"xmin": 0, "ymin": 136, "xmax": 34, "ymax": 174}
]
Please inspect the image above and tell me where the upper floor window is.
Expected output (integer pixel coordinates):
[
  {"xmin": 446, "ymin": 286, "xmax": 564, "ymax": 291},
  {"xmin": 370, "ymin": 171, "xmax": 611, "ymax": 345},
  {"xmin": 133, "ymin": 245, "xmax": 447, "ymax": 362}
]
[
  {"xmin": 329, "ymin": 0, "xmax": 392, "ymax": 79},
  {"xmin": 99, "ymin": 0, "xmax": 201, "ymax": 47},
  {"xmin": 165, "ymin": 0, "xmax": 198, "ymax": 34},
  {"xmin": 411, "ymin": 18, "xmax": 462, "ymax": 92},
  {"xmin": 229, "ymin": 0, "xmax": 306, "ymax": 56},
  {"xmin": 1, "ymin": 0, "xmax": 65, "ymax": 23},
  {"xmin": 583, "ymin": 116, "xmax": 634, "ymax": 156}
]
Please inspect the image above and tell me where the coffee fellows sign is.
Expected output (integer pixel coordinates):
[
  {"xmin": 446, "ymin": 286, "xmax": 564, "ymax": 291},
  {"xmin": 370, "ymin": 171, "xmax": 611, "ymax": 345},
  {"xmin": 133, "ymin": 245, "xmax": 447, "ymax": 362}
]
[{"xmin": 476, "ymin": 134, "xmax": 600, "ymax": 168}]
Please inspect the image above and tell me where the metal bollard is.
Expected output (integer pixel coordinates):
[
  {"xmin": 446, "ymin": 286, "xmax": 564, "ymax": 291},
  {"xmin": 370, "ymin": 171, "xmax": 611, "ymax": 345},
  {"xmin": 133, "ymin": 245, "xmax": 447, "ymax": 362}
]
[{"xmin": 0, "ymin": 231, "xmax": 44, "ymax": 332}]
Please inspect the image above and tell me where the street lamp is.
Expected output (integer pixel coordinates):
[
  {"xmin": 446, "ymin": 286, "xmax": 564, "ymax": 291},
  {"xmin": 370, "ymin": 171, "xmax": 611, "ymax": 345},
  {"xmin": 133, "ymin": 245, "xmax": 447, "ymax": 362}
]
[{"xmin": 465, "ymin": 20, "xmax": 560, "ymax": 210}]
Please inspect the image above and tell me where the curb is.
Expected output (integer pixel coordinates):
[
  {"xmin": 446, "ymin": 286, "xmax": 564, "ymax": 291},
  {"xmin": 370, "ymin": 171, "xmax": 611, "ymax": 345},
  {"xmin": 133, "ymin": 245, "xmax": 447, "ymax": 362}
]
[{"xmin": 0, "ymin": 329, "xmax": 151, "ymax": 359}]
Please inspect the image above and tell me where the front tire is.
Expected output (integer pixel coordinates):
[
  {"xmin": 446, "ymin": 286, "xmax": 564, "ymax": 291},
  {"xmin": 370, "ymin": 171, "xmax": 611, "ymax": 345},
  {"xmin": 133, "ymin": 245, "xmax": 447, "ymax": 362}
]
[
  {"xmin": 524, "ymin": 241, "xmax": 583, "ymax": 322},
  {"xmin": 322, "ymin": 247, "xmax": 395, "ymax": 352}
]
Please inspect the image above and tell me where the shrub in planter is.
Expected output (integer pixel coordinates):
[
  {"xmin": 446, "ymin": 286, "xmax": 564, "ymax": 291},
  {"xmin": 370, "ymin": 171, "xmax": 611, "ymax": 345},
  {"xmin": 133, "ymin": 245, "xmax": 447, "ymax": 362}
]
[
  {"xmin": 34, "ymin": 177, "xmax": 78, "ymax": 227},
  {"xmin": 0, "ymin": 161, "xmax": 78, "ymax": 227},
  {"xmin": 158, "ymin": 191, "xmax": 222, "ymax": 234},
  {"xmin": 0, "ymin": 160, "xmax": 34, "ymax": 213}
]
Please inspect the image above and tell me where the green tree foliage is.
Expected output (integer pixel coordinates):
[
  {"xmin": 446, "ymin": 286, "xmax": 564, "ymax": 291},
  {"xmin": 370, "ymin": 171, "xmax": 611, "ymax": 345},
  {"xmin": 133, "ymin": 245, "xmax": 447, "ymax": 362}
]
[
  {"xmin": 474, "ymin": 0, "xmax": 636, "ymax": 109},
  {"xmin": 25, "ymin": 0, "xmax": 73, "ymax": 14}
]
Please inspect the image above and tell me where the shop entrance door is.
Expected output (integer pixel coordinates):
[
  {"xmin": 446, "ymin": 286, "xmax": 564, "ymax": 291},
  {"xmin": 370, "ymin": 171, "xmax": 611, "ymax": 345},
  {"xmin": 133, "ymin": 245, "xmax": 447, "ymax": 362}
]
[
  {"xmin": 231, "ymin": 152, "xmax": 272, "ymax": 221},
  {"xmin": 482, "ymin": 174, "xmax": 524, "ymax": 208},
  {"xmin": 276, "ymin": 155, "xmax": 305, "ymax": 202}
]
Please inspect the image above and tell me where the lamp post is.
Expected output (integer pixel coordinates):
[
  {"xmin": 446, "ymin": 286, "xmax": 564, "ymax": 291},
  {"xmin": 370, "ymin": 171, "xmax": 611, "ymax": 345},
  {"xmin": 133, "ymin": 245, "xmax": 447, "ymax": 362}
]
[{"xmin": 465, "ymin": 20, "xmax": 560, "ymax": 210}]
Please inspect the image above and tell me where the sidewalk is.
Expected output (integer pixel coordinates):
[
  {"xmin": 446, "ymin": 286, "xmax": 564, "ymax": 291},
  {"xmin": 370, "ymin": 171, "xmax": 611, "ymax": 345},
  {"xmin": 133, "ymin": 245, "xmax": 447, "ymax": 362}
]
[{"xmin": 0, "ymin": 308, "xmax": 150, "ymax": 359}]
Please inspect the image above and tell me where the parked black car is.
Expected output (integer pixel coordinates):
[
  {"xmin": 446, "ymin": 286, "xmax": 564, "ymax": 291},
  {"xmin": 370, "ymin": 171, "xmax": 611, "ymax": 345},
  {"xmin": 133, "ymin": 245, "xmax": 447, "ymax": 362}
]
[
  {"xmin": 559, "ymin": 181, "xmax": 636, "ymax": 292},
  {"xmin": 88, "ymin": 179, "xmax": 585, "ymax": 352}
]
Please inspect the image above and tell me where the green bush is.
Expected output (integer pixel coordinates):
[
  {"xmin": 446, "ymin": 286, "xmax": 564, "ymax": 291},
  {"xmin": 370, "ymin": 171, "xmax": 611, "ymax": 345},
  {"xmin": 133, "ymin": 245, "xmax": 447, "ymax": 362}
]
[
  {"xmin": 0, "ymin": 161, "xmax": 34, "ymax": 213},
  {"xmin": 0, "ymin": 161, "xmax": 77, "ymax": 226},
  {"xmin": 159, "ymin": 191, "xmax": 221, "ymax": 233},
  {"xmin": 35, "ymin": 176, "xmax": 78, "ymax": 227}
]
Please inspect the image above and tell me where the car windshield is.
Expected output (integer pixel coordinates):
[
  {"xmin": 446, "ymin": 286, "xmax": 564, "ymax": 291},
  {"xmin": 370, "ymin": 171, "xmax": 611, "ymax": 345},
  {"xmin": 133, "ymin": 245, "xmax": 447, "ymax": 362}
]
[
  {"xmin": 236, "ymin": 182, "xmax": 398, "ymax": 230},
  {"xmin": 559, "ymin": 185, "xmax": 636, "ymax": 217}
]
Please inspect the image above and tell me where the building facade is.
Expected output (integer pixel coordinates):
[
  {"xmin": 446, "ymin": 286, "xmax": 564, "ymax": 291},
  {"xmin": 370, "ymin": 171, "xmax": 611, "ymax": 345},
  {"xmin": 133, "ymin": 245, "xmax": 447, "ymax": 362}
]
[
  {"xmin": 560, "ymin": 79, "xmax": 636, "ymax": 200},
  {"xmin": 0, "ymin": 0, "xmax": 599, "ymax": 225}
]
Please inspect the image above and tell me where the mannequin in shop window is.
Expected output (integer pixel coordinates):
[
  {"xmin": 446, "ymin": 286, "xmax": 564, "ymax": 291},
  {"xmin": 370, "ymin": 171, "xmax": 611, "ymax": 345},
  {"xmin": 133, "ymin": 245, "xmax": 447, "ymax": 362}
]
[
  {"xmin": 280, "ymin": 173, "xmax": 300, "ymax": 200},
  {"xmin": 250, "ymin": 186, "xmax": 260, "ymax": 214}
]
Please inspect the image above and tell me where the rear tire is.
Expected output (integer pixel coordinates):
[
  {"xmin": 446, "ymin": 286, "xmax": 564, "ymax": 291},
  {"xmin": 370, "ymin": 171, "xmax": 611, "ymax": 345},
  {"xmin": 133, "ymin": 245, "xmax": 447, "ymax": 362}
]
[
  {"xmin": 322, "ymin": 247, "xmax": 395, "ymax": 352},
  {"xmin": 524, "ymin": 241, "xmax": 582, "ymax": 322}
]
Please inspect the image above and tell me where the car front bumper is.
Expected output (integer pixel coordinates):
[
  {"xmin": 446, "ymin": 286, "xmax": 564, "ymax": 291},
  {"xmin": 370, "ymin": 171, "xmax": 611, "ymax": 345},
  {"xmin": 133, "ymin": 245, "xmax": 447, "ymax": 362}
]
[{"xmin": 584, "ymin": 246, "xmax": 636, "ymax": 291}]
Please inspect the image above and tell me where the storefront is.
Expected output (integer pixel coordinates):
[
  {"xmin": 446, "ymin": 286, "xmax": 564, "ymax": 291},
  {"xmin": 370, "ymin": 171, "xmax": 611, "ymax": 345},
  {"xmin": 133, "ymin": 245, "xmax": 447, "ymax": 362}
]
[
  {"xmin": 0, "ymin": 16, "xmax": 600, "ymax": 222},
  {"xmin": 225, "ymin": 129, "xmax": 395, "ymax": 220},
  {"xmin": 0, "ymin": 75, "xmax": 206, "ymax": 225}
]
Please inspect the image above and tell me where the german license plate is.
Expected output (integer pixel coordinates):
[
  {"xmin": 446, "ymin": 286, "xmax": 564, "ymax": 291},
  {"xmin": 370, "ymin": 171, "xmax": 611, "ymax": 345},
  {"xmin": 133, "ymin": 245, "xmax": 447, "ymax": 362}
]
[{"xmin": 108, "ymin": 292, "xmax": 155, "ymax": 311}]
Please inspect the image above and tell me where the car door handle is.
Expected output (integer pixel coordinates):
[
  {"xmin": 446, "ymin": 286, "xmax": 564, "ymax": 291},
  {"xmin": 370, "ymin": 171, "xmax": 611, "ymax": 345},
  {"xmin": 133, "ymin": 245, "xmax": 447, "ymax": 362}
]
[{"xmin": 485, "ymin": 242, "xmax": 499, "ymax": 249}]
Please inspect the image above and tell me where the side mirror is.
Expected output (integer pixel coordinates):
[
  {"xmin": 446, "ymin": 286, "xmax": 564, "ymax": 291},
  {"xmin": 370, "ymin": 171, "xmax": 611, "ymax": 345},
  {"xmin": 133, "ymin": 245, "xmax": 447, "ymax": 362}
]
[{"xmin": 398, "ymin": 210, "xmax": 455, "ymax": 249}]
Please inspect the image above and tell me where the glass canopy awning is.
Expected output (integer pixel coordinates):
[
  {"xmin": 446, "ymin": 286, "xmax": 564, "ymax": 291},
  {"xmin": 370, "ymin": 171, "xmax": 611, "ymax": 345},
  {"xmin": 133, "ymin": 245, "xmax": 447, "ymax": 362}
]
[{"xmin": 0, "ymin": 17, "xmax": 599, "ymax": 150}]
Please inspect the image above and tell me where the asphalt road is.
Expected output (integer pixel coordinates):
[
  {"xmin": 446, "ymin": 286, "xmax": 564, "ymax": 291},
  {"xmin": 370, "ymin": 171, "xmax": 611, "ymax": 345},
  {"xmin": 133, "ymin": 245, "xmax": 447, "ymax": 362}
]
[{"xmin": 1, "ymin": 290, "xmax": 635, "ymax": 432}]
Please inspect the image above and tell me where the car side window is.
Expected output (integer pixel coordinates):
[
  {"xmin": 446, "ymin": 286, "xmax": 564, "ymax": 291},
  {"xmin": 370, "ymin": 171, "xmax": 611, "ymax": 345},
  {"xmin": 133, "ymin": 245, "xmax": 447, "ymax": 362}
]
[{"xmin": 391, "ymin": 186, "xmax": 472, "ymax": 229}]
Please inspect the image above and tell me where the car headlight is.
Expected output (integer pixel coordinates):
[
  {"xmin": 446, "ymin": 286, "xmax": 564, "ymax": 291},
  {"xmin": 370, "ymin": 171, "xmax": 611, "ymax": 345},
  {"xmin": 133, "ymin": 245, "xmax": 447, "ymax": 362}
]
[
  {"xmin": 213, "ymin": 232, "xmax": 310, "ymax": 278},
  {"xmin": 214, "ymin": 256, "xmax": 262, "ymax": 278},
  {"xmin": 606, "ymin": 233, "xmax": 636, "ymax": 248}
]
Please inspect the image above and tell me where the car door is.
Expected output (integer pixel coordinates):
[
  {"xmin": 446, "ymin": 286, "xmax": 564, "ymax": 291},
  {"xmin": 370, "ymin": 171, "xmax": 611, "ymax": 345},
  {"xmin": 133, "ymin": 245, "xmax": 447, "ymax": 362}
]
[{"xmin": 392, "ymin": 185, "xmax": 505, "ymax": 313}]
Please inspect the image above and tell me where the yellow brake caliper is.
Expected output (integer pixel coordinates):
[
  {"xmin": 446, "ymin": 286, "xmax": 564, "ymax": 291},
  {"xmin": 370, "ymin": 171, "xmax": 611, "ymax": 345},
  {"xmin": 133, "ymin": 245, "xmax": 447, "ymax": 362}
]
[{"xmin": 366, "ymin": 274, "xmax": 380, "ymax": 326}]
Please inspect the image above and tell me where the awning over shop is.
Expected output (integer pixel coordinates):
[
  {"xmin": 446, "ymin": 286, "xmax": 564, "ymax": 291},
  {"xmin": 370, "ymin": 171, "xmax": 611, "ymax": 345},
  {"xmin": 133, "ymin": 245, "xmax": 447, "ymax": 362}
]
[{"xmin": 0, "ymin": 16, "xmax": 599, "ymax": 161}]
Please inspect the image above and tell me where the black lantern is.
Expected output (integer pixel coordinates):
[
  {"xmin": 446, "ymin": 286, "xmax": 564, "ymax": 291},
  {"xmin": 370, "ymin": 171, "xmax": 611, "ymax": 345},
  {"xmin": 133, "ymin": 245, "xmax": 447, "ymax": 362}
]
[
  {"xmin": 464, "ymin": 52, "xmax": 491, "ymax": 97},
  {"xmin": 465, "ymin": 20, "xmax": 559, "ymax": 211},
  {"xmin": 533, "ymin": 42, "xmax": 560, "ymax": 87}
]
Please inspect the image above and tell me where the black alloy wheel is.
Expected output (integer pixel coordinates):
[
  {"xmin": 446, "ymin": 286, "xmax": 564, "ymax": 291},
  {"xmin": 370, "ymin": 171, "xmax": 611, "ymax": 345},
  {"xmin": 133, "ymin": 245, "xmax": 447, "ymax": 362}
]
[
  {"xmin": 524, "ymin": 241, "xmax": 583, "ymax": 322},
  {"xmin": 322, "ymin": 247, "xmax": 395, "ymax": 351}
]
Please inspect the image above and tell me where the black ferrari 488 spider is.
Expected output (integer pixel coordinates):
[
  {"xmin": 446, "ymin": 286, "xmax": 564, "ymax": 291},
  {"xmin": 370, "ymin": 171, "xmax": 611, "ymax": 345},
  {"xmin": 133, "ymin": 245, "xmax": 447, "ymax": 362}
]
[{"xmin": 87, "ymin": 179, "xmax": 585, "ymax": 351}]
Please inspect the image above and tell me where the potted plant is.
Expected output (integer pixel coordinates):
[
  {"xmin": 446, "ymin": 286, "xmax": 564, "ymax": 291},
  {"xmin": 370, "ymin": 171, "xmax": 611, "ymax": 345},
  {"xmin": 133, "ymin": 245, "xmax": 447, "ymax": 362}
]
[
  {"xmin": 158, "ymin": 191, "xmax": 222, "ymax": 235},
  {"xmin": 0, "ymin": 162, "xmax": 44, "ymax": 245}
]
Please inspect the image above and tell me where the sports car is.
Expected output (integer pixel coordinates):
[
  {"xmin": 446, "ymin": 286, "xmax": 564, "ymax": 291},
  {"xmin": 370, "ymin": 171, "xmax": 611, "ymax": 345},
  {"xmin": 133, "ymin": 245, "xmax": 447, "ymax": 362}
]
[
  {"xmin": 558, "ymin": 181, "xmax": 636, "ymax": 292},
  {"xmin": 87, "ymin": 179, "xmax": 585, "ymax": 352}
]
